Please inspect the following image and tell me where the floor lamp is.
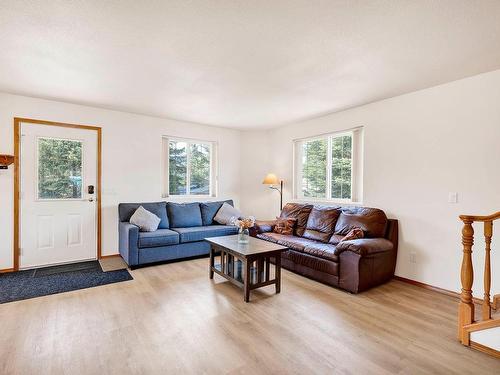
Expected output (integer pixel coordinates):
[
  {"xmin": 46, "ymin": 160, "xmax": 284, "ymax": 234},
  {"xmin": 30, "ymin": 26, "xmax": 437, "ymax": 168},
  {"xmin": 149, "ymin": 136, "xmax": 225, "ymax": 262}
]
[{"xmin": 262, "ymin": 173, "xmax": 283, "ymax": 210}]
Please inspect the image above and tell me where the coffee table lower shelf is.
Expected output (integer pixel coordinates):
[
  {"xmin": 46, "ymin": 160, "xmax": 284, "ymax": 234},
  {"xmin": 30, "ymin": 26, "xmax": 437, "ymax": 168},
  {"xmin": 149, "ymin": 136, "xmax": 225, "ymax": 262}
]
[
  {"xmin": 206, "ymin": 236, "xmax": 287, "ymax": 302},
  {"xmin": 211, "ymin": 260, "xmax": 280, "ymax": 302}
]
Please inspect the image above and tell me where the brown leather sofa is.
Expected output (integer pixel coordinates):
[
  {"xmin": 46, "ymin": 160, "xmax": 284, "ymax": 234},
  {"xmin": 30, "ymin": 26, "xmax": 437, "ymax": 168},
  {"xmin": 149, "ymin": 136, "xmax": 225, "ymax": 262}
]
[{"xmin": 250, "ymin": 203, "xmax": 398, "ymax": 293}]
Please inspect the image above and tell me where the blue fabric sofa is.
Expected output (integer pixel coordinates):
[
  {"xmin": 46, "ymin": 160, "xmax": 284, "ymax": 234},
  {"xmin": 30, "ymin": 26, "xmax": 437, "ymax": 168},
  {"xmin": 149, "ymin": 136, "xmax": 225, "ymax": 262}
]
[{"xmin": 118, "ymin": 200, "xmax": 238, "ymax": 267}]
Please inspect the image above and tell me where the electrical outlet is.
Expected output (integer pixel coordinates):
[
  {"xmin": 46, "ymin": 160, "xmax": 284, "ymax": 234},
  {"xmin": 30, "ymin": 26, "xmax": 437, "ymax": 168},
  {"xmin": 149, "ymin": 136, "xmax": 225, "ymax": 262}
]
[
  {"xmin": 448, "ymin": 192, "xmax": 458, "ymax": 203},
  {"xmin": 409, "ymin": 252, "xmax": 417, "ymax": 264}
]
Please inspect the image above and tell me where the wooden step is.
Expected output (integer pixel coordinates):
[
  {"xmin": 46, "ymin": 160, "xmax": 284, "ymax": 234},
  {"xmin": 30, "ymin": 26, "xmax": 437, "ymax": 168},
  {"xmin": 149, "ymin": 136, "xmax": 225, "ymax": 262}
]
[{"xmin": 470, "ymin": 326, "xmax": 500, "ymax": 358}]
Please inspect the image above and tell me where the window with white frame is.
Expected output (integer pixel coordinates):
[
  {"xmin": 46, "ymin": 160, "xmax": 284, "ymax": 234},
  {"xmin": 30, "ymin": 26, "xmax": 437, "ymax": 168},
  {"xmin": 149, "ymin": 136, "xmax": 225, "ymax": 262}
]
[
  {"xmin": 162, "ymin": 137, "xmax": 217, "ymax": 197},
  {"xmin": 293, "ymin": 128, "xmax": 363, "ymax": 202}
]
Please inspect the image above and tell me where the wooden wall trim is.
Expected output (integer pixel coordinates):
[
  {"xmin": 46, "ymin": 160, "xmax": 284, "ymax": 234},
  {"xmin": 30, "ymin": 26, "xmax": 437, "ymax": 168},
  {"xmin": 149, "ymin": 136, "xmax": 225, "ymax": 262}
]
[
  {"xmin": 470, "ymin": 341, "xmax": 500, "ymax": 359},
  {"xmin": 13, "ymin": 117, "xmax": 102, "ymax": 271},
  {"xmin": 13, "ymin": 119, "xmax": 20, "ymax": 270},
  {"xmin": 13, "ymin": 117, "xmax": 101, "ymax": 131},
  {"xmin": 394, "ymin": 276, "xmax": 484, "ymax": 305},
  {"xmin": 100, "ymin": 254, "xmax": 121, "ymax": 259},
  {"xmin": 0, "ymin": 268, "xmax": 15, "ymax": 273}
]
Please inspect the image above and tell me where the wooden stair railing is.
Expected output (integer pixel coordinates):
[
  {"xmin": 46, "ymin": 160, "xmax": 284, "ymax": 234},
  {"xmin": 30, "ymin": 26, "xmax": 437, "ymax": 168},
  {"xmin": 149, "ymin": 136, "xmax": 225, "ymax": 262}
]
[{"xmin": 458, "ymin": 211, "xmax": 500, "ymax": 352}]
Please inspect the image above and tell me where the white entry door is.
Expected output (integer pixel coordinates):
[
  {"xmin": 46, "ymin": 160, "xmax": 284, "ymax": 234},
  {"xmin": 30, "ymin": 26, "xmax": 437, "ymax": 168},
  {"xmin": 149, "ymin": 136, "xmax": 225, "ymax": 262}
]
[{"xmin": 20, "ymin": 122, "xmax": 98, "ymax": 269}]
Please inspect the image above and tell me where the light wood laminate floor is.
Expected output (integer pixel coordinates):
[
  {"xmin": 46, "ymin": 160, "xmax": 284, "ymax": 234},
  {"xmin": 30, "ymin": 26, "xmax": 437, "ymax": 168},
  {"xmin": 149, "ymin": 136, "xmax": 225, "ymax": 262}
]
[{"xmin": 1, "ymin": 257, "xmax": 499, "ymax": 374}]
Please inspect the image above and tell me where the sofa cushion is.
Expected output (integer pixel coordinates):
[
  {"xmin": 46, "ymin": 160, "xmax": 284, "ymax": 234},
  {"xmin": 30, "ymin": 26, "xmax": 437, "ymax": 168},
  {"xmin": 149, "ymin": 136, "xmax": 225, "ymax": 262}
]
[
  {"xmin": 280, "ymin": 203, "xmax": 313, "ymax": 236},
  {"xmin": 258, "ymin": 233, "xmax": 338, "ymax": 262},
  {"xmin": 172, "ymin": 225, "xmax": 239, "ymax": 243},
  {"xmin": 138, "ymin": 229, "xmax": 180, "ymax": 248},
  {"xmin": 328, "ymin": 234, "xmax": 344, "ymax": 245},
  {"xmin": 167, "ymin": 202, "xmax": 203, "ymax": 228},
  {"xmin": 214, "ymin": 202, "xmax": 241, "ymax": 225},
  {"xmin": 200, "ymin": 200, "xmax": 234, "ymax": 225},
  {"xmin": 302, "ymin": 206, "xmax": 340, "ymax": 242},
  {"xmin": 340, "ymin": 227, "xmax": 364, "ymax": 242},
  {"xmin": 119, "ymin": 202, "xmax": 169, "ymax": 229},
  {"xmin": 303, "ymin": 243, "xmax": 338, "ymax": 262},
  {"xmin": 257, "ymin": 233, "xmax": 319, "ymax": 252},
  {"xmin": 334, "ymin": 207, "xmax": 388, "ymax": 238},
  {"xmin": 251, "ymin": 220, "xmax": 277, "ymax": 236},
  {"xmin": 130, "ymin": 206, "xmax": 161, "ymax": 232},
  {"xmin": 256, "ymin": 232, "xmax": 282, "ymax": 244},
  {"xmin": 273, "ymin": 217, "xmax": 297, "ymax": 235}
]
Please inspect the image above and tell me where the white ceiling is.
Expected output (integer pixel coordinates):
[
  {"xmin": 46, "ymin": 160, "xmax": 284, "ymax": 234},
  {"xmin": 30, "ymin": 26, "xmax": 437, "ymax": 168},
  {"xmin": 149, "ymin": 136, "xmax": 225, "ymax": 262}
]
[{"xmin": 1, "ymin": 1, "xmax": 500, "ymax": 129}]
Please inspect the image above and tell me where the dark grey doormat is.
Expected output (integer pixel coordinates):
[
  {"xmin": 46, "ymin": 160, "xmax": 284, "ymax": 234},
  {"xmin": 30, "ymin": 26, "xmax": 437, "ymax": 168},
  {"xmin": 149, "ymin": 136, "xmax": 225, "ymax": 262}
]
[
  {"xmin": 33, "ymin": 260, "xmax": 99, "ymax": 277},
  {"xmin": 0, "ymin": 260, "xmax": 133, "ymax": 304}
]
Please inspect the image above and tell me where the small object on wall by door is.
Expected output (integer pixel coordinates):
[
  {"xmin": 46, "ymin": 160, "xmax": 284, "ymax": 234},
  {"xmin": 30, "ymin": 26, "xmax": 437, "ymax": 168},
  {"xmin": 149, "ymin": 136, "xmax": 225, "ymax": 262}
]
[{"xmin": 0, "ymin": 155, "xmax": 15, "ymax": 169}]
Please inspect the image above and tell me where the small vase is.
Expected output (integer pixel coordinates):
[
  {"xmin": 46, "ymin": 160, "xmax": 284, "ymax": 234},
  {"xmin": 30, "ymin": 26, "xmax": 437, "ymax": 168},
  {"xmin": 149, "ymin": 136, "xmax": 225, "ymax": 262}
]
[{"xmin": 238, "ymin": 227, "xmax": 250, "ymax": 244}]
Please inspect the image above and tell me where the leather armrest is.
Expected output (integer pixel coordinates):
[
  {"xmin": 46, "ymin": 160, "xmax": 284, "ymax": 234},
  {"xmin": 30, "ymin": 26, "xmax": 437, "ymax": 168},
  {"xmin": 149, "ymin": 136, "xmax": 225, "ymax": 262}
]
[
  {"xmin": 249, "ymin": 220, "xmax": 277, "ymax": 236},
  {"xmin": 335, "ymin": 238, "xmax": 394, "ymax": 256}
]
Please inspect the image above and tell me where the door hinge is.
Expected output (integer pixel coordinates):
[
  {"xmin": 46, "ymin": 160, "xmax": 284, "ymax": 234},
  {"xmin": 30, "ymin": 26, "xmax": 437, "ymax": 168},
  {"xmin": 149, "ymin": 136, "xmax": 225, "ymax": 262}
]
[{"xmin": 19, "ymin": 247, "xmax": 22, "ymax": 256}]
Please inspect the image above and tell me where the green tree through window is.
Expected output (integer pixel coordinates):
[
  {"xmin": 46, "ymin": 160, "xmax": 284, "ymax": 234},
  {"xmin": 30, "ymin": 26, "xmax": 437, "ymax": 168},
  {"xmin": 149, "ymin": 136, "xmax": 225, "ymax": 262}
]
[
  {"xmin": 189, "ymin": 143, "xmax": 210, "ymax": 195},
  {"xmin": 168, "ymin": 141, "xmax": 187, "ymax": 195},
  {"xmin": 331, "ymin": 135, "xmax": 352, "ymax": 199},
  {"xmin": 301, "ymin": 139, "xmax": 327, "ymax": 197},
  {"xmin": 38, "ymin": 138, "xmax": 83, "ymax": 199},
  {"xmin": 168, "ymin": 139, "xmax": 212, "ymax": 196},
  {"xmin": 298, "ymin": 132, "xmax": 354, "ymax": 200}
]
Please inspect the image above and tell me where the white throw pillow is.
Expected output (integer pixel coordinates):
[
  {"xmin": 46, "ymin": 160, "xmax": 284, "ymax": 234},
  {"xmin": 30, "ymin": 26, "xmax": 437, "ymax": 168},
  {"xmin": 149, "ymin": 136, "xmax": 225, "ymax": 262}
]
[
  {"xmin": 130, "ymin": 206, "xmax": 161, "ymax": 232},
  {"xmin": 214, "ymin": 202, "xmax": 242, "ymax": 225}
]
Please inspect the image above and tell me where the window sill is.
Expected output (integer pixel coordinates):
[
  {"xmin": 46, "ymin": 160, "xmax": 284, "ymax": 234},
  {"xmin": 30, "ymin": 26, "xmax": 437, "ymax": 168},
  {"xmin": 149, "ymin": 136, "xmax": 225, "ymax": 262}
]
[
  {"xmin": 292, "ymin": 198, "xmax": 364, "ymax": 206},
  {"xmin": 163, "ymin": 195, "xmax": 217, "ymax": 200}
]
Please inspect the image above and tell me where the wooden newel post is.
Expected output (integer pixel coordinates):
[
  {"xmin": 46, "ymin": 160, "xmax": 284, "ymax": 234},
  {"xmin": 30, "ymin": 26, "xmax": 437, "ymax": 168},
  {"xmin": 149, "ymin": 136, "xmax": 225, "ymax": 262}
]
[{"xmin": 458, "ymin": 220, "xmax": 474, "ymax": 343}]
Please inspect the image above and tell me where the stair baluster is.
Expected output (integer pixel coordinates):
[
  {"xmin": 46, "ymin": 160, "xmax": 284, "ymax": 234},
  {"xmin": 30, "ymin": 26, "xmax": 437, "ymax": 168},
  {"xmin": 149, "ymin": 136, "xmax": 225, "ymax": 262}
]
[
  {"xmin": 458, "ymin": 219, "xmax": 474, "ymax": 344},
  {"xmin": 483, "ymin": 221, "xmax": 492, "ymax": 321}
]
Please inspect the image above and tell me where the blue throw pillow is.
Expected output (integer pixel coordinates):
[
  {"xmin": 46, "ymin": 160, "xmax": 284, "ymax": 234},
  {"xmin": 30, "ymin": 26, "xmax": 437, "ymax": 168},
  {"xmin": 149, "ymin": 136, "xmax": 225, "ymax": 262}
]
[
  {"xmin": 118, "ymin": 202, "xmax": 169, "ymax": 229},
  {"xmin": 200, "ymin": 200, "xmax": 234, "ymax": 225},
  {"xmin": 167, "ymin": 202, "xmax": 203, "ymax": 228}
]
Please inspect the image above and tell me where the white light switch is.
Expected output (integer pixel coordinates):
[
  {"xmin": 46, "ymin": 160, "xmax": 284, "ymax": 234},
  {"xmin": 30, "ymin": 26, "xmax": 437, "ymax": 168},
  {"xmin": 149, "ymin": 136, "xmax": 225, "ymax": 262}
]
[{"xmin": 448, "ymin": 192, "xmax": 458, "ymax": 203}]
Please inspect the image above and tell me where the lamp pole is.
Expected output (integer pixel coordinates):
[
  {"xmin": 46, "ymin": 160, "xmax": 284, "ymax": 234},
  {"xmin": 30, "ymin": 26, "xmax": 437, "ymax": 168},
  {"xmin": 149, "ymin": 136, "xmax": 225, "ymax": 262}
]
[{"xmin": 269, "ymin": 180, "xmax": 283, "ymax": 210}]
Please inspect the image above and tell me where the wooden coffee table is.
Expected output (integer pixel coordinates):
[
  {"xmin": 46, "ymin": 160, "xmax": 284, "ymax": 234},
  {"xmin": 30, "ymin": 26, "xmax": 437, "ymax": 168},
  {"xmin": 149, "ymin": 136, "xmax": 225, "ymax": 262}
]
[{"xmin": 206, "ymin": 235, "xmax": 288, "ymax": 302}]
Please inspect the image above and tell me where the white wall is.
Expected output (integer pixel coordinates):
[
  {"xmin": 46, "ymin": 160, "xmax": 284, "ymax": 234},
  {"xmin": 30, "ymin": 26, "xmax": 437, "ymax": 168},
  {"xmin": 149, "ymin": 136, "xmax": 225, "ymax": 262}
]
[
  {"xmin": 240, "ymin": 69, "xmax": 500, "ymax": 294},
  {"xmin": 0, "ymin": 93, "xmax": 242, "ymax": 269},
  {"xmin": 1, "ymin": 70, "xmax": 499, "ymax": 295}
]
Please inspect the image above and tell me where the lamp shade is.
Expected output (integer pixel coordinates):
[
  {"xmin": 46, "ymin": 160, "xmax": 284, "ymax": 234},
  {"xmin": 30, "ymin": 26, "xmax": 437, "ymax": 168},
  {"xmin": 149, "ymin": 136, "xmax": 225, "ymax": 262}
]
[{"xmin": 262, "ymin": 173, "xmax": 279, "ymax": 185}]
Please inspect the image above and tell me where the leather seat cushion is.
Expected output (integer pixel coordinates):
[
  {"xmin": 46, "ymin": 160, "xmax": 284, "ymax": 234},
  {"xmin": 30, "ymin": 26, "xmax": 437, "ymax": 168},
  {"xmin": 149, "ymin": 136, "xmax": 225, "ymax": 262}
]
[
  {"xmin": 302, "ymin": 206, "xmax": 341, "ymax": 242},
  {"xmin": 279, "ymin": 203, "xmax": 313, "ymax": 236},
  {"xmin": 302, "ymin": 242, "xmax": 338, "ymax": 262},
  {"xmin": 138, "ymin": 229, "xmax": 180, "ymax": 248},
  {"xmin": 328, "ymin": 234, "xmax": 344, "ymax": 245},
  {"xmin": 257, "ymin": 233, "xmax": 319, "ymax": 251},
  {"xmin": 172, "ymin": 225, "xmax": 238, "ymax": 243},
  {"xmin": 334, "ymin": 207, "xmax": 388, "ymax": 238}
]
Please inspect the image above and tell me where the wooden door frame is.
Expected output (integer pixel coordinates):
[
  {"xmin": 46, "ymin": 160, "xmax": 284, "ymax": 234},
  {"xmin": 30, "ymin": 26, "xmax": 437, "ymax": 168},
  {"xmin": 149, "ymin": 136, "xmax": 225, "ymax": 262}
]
[{"xmin": 13, "ymin": 117, "xmax": 102, "ymax": 271}]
